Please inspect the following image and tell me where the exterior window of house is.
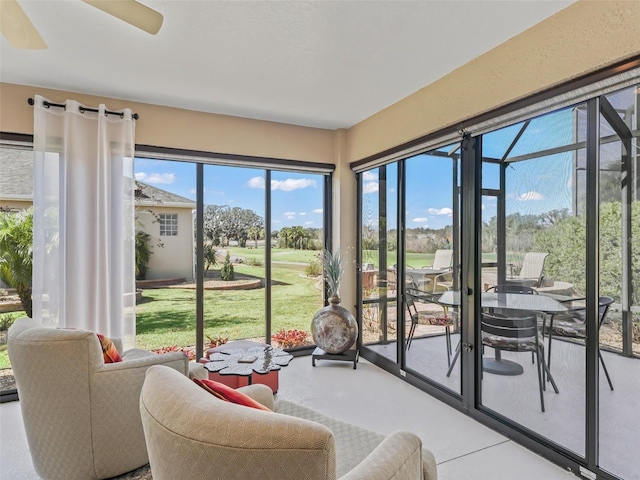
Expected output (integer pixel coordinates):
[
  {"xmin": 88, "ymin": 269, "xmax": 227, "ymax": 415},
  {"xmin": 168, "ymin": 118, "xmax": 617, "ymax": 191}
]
[{"xmin": 159, "ymin": 213, "xmax": 178, "ymax": 236}]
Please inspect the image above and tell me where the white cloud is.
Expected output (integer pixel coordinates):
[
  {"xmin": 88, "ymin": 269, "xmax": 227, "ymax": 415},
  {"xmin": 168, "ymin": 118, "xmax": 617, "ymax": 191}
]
[
  {"xmin": 313, "ymin": 208, "xmax": 323, "ymax": 214},
  {"xmin": 428, "ymin": 207, "xmax": 453, "ymax": 216},
  {"xmin": 518, "ymin": 191, "xmax": 544, "ymax": 201},
  {"xmin": 247, "ymin": 176, "xmax": 266, "ymax": 189},
  {"xmin": 284, "ymin": 211, "xmax": 296, "ymax": 220},
  {"xmin": 135, "ymin": 172, "xmax": 176, "ymax": 185},
  {"xmin": 271, "ymin": 178, "xmax": 317, "ymax": 191},
  {"xmin": 363, "ymin": 182, "xmax": 379, "ymax": 194},
  {"xmin": 482, "ymin": 203, "xmax": 485, "ymax": 210},
  {"xmin": 299, "ymin": 212, "xmax": 307, "ymax": 216},
  {"xmin": 412, "ymin": 217, "xmax": 428, "ymax": 223},
  {"xmin": 363, "ymin": 171, "xmax": 377, "ymax": 181},
  {"xmin": 389, "ymin": 188, "xmax": 396, "ymax": 193},
  {"xmin": 305, "ymin": 221, "xmax": 314, "ymax": 225},
  {"xmin": 273, "ymin": 220, "xmax": 282, "ymax": 224}
]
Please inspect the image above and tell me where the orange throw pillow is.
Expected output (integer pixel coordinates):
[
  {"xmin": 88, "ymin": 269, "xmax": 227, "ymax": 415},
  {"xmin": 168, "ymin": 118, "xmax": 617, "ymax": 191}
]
[
  {"xmin": 194, "ymin": 378, "xmax": 272, "ymax": 412},
  {"xmin": 96, "ymin": 333, "xmax": 123, "ymax": 363}
]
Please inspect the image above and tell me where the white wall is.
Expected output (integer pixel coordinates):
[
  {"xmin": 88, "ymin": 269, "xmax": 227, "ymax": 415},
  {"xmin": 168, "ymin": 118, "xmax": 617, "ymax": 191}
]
[{"xmin": 136, "ymin": 206, "xmax": 195, "ymax": 281}]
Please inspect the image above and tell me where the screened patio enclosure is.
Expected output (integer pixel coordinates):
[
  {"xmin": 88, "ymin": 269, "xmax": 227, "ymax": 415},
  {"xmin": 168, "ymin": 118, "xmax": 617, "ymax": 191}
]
[{"xmin": 356, "ymin": 80, "xmax": 639, "ymax": 480}]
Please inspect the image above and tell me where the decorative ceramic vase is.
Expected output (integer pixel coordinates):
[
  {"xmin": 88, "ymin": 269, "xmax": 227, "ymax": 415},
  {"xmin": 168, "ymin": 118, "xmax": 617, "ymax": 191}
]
[{"xmin": 311, "ymin": 295, "xmax": 358, "ymax": 354}]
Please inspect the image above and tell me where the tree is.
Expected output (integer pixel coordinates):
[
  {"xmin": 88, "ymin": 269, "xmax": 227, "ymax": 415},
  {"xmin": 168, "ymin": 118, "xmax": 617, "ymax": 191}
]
[
  {"xmin": 279, "ymin": 227, "xmax": 291, "ymax": 249},
  {"xmin": 202, "ymin": 205, "xmax": 263, "ymax": 247},
  {"xmin": 202, "ymin": 205, "xmax": 229, "ymax": 246},
  {"xmin": 0, "ymin": 209, "xmax": 33, "ymax": 317},
  {"xmin": 135, "ymin": 230, "xmax": 153, "ymax": 280},
  {"xmin": 247, "ymin": 226, "xmax": 263, "ymax": 248}
]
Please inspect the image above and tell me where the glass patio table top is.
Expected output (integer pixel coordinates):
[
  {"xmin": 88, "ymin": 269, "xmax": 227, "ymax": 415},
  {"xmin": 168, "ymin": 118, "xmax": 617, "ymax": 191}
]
[{"xmin": 438, "ymin": 291, "xmax": 571, "ymax": 313}]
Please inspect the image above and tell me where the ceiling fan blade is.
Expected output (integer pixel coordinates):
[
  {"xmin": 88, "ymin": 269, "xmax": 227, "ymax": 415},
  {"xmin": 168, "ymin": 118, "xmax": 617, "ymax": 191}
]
[
  {"xmin": 82, "ymin": 0, "xmax": 163, "ymax": 35},
  {"xmin": 0, "ymin": 0, "xmax": 47, "ymax": 49}
]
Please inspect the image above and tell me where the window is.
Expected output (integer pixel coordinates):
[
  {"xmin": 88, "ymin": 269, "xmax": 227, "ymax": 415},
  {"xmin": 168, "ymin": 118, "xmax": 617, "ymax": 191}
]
[{"xmin": 159, "ymin": 213, "xmax": 178, "ymax": 236}]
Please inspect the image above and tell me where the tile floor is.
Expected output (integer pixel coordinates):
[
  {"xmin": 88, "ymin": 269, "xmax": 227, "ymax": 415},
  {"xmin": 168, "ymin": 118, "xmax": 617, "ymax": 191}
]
[{"xmin": 0, "ymin": 356, "xmax": 577, "ymax": 480}]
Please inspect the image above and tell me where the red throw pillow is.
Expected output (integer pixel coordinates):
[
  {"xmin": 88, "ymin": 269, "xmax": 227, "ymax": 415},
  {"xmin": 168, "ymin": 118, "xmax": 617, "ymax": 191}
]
[
  {"xmin": 194, "ymin": 378, "xmax": 271, "ymax": 412},
  {"xmin": 193, "ymin": 378, "xmax": 229, "ymax": 401},
  {"xmin": 96, "ymin": 333, "xmax": 123, "ymax": 363}
]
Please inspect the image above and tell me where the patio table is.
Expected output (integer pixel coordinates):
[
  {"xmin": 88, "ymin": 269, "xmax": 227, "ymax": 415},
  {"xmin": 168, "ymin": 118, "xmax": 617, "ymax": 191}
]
[
  {"xmin": 203, "ymin": 346, "xmax": 293, "ymax": 393},
  {"xmin": 438, "ymin": 291, "xmax": 570, "ymax": 376}
]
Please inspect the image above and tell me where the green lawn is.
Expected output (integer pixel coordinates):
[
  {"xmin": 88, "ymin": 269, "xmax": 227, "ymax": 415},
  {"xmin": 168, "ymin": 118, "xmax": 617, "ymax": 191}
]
[
  {"xmin": 226, "ymin": 246, "xmax": 321, "ymax": 264},
  {"xmin": 135, "ymin": 263, "xmax": 323, "ymax": 351},
  {"xmin": 0, "ymin": 344, "xmax": 9, "ymax": 369}
]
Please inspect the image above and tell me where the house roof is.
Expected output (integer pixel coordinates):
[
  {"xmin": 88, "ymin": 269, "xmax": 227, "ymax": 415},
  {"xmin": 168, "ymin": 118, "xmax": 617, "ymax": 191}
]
[
  {"xmin": 0, "ymin": 148, "xmax": 194, "ymax": 208},
  {"xmin": 0, "ymin": 147, "xmax": 33, "ymax": 198}
]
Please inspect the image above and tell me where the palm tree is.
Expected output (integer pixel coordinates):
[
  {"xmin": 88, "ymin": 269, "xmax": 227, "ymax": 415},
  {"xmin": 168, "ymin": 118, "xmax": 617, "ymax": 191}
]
[
  {"xmin": 0, "ymin": 209, "xmax": 33, "ymax": 318},
  {"xmin": 247, "ymin": 226, "xmax": 262, "ymax": 248}
]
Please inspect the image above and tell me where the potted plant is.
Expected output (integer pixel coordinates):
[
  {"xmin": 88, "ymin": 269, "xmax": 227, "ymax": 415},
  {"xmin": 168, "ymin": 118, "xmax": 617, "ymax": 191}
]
[{"xmin": 310, "ymin": 249, "xmax": 358, "ymax": 354}]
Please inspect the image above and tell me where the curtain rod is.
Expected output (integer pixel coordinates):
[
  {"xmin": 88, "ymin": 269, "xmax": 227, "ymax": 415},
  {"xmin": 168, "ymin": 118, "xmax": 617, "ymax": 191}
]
[{"xmin": 27, "ymin": 98, "xmax": 139, "ymax": 120}]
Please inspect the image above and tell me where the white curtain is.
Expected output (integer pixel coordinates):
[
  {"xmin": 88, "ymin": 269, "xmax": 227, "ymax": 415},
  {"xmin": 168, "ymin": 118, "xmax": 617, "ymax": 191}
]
[{"xmin": 32, "ymin": 95, "xmax": 136, "ymax": 348}]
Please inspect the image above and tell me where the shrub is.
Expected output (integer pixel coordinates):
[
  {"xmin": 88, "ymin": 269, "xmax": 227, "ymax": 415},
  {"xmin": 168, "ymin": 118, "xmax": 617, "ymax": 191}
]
[
  {"xmin": 305, "ymin": 260, "xmax": 321, "ymax": 276},
  {"xmin": 247, "ymin": 256, "xmax": 264, "ymax": 267},
  {"xmin": 220, "ymin": 252, "xmax": 234, "ymax": 281},
  {"xmin": 0, "ymin": 313, "xmax": 18, "ymax": 332},
  {"xmin": 151, "ymin": 345, "xmax": 196, "ymax": 361},
  {"xmin": 533, "ymin": 201, "xmax": 640, "ymax": 303},
  {"xmin": 204, "ymin": 244, "xmax": 218, "ymax": 271},
  {"xmin": 271, "ymin": 329, "xmax": 309, "ymax": 348},
  {"xmin": 0, "ymin": 209, "xmax": 33, "ymax": 318}
]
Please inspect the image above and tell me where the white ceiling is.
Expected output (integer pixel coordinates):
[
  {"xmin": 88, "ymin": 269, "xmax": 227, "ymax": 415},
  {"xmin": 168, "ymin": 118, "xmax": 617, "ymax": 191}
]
[{"xmin": 1, "ymin": 0, "xmax": 575, "ymax": 129}]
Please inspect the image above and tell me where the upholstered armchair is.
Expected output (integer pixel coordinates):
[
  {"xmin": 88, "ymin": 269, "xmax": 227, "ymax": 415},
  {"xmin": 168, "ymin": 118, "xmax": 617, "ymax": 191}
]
[
  {"xmin": 7, "ymin": 317, "xmax": 201, "ymax": 480},
  {"xmin": 140, "ymin": 365, "xmax": 438, "ymax": 480}
]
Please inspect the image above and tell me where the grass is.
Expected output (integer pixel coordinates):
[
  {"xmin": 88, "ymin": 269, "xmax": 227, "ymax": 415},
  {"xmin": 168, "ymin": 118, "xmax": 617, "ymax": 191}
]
[
  {"xmin": 361, "ymin": 251, "xmax": 498, "ymax": 269},
  {"xmin": 135, "ymin": 263, "xmax": 323, "ymax": 351},
  {"xmin": 226, "ymin": 246, "xmax": 321, "ymax": 264},
  {"xmin": 0, "ymin": 344, "xmax": 9, "ymax": 369}
]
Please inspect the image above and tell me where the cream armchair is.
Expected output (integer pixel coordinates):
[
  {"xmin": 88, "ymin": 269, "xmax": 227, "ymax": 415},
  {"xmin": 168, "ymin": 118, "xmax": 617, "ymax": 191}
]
[
  {"xmin": 7, "ymin": 317, "xmax": 195, "ymax": 480},
  {"xmin": 140, "ymin": 365, "xmax": 438, "ymax": 480}
]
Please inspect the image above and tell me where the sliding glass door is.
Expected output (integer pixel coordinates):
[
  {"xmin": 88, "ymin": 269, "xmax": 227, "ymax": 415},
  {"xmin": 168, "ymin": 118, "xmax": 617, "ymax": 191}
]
[
  {"xmin": 356, "ymin": 79, "xmax": 640, "ymax": 480},
  {"xmin": 403, "ymin": 146, "xmax": 461, "ymax": 394}
]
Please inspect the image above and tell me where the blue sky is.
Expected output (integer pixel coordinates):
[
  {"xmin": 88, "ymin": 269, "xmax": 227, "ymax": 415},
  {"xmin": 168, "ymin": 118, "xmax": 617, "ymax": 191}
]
[
  {"xmin": 135, "ymin": 107, "xmax": 576, "ymax": 233},
  {"xmin": 134, "ymin": 159, "xmax": 324, "ymax": 230},
  {"xmin": 360, "ymin": 107, "xmax": 576, "ymax": 231}
]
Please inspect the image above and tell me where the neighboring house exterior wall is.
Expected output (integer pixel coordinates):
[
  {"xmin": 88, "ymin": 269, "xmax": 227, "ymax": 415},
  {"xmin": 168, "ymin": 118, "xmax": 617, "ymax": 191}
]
[
  {"xmin": 1, "ymin": 147, "xmax": 196, "ymax": 282},
  {"xmin": 136, "ymin": 206, "xmax": 195, "ymax": 281},
  {"xmin": 0, "ymin": 199, "xmax": 32, "ymax": 211}
]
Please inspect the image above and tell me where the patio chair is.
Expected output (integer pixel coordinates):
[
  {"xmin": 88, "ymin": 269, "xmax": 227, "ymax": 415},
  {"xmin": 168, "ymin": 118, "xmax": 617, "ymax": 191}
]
[
  {"xmin": 485, "ymin": 284, "xmax": 538, "ymax": 363},
  {"xmin": 404, "ymin": 293, "xmax": 454, "ymax": 365},
  {"xmin": 424, "ymin": 249, "xmax": 453, "ymax": 271},
  {"xmin": 481, "ymin": 310, "xmax": 559, "ymax": 412},
  {"xmin": 447, "ymin": 283, "xmax": 540, "ymax": 378},
  {"xmin": 546, "ymin": 296, "xmax": 615, "ymax": 390},
  {"xmin": 508, "ymin": 252, "xmax": 549, "ymax": 288}
]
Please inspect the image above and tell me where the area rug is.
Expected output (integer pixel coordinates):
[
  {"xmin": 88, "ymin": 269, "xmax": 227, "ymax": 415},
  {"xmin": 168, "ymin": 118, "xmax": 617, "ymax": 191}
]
[
  {"xmin": 111, "ymin": 465, "xmax": 152, "ymax": 479},
  {"xmin": 0, "ymin": 369, "xmax": 16, "ymax": 393}
]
